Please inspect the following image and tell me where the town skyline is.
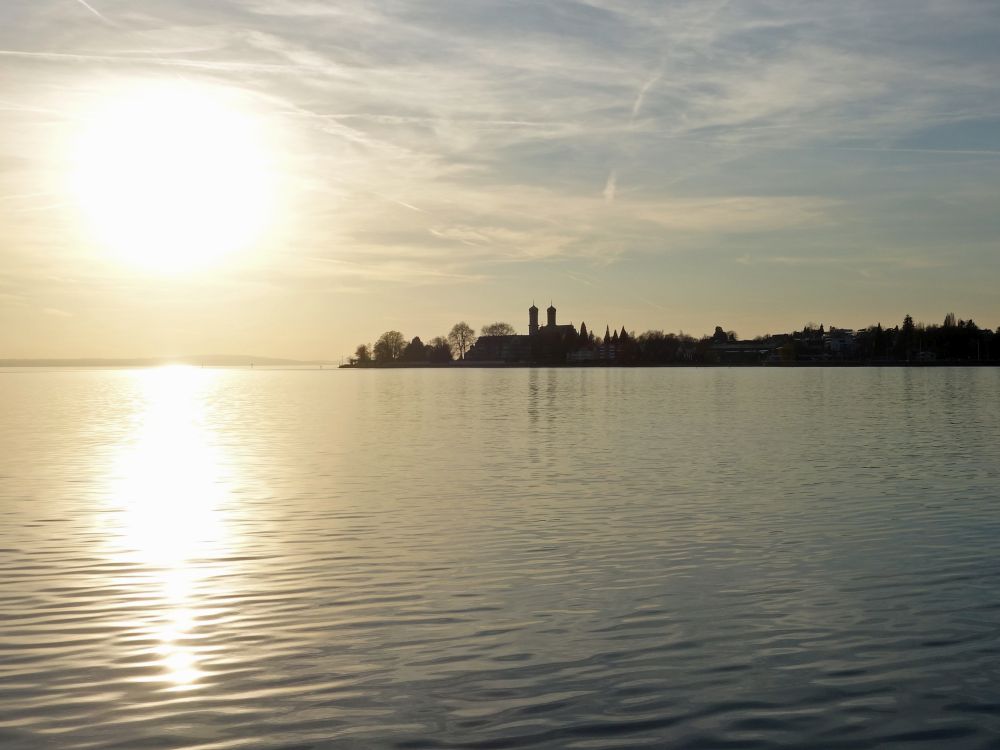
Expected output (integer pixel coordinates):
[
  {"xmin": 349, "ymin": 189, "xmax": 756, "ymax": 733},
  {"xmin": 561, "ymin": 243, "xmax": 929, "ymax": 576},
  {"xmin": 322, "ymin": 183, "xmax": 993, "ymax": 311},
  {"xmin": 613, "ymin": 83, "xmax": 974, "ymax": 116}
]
[{"xmin": 345, "ymin": 301, "xmax": 998, "ymax": 367}]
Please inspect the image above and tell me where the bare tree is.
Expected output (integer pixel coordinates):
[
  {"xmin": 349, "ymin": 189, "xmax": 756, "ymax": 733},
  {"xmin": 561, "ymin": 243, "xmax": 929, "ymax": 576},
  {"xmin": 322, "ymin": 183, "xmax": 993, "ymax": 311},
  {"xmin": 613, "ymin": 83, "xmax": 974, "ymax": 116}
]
[
  {"xmin": 448, "ymin": 322, "xmax": 476, "ymax": 360},
  {"xmin": 481, "ymin": 322, "xmax": 516, "ymax": 337},
  {"xmin": 373, "ymin": 330, "xmax": 406, "ymax": 363}
]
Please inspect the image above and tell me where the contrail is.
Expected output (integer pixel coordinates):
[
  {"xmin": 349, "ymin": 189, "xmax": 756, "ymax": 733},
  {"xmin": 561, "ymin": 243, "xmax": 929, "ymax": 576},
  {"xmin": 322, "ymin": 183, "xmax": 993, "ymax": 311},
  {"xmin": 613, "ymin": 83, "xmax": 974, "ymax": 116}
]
[
  {"xmin": 369, "ymin": 191, "xmax": 426, "ymax": 213},
  {"xmin": 9, "ymin": 201, "xmax": 69, "ymax": 214},
  {"xmin": 73, "ymin": 0, "xmax": 107, "ymax": 21},
  {"xmin": 0, "ymin": 49, "xmax": 291, "ymax": 73},
  {"xmin": 0, "ymin": 192, "xmax": 56, "ymax": 203},
  {"xmin": 631, "ymin": 71, "xmax": 662, "ymax": 120},
  {"xmin": 603, "ymin": 170, "xmax": 617, "ymax": 203},
  {"xmin": 653, "ymin": 132, "xmax": 1000, "ymax": 157}
]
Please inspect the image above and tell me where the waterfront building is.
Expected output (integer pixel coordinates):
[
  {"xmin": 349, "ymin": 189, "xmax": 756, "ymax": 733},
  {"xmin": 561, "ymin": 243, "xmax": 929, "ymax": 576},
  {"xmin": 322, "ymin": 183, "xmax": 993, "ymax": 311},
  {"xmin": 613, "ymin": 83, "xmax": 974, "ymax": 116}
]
[{"xmin": 466, "ymin": 303, "xmax": 630, "ymax": 364}]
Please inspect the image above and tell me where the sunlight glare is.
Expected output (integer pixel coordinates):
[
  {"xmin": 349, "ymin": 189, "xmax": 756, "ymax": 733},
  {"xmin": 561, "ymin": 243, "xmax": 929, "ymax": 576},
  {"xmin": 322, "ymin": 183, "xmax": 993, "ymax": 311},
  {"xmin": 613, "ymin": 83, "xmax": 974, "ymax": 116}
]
[
  {"xmin": 105, "ymin": 366, "xmax": 233, "ymax": 688},
  {"xmin": 71, "ymin": 81, "xmax": 276, "ymax": 274}
]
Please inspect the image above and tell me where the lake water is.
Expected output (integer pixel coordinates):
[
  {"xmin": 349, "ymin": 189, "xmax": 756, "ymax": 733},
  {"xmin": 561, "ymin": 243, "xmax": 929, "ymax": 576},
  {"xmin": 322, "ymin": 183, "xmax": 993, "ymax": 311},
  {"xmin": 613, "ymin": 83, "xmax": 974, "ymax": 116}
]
[{"xmin": 1, "ymin": 366, "xmax": 999, "ymax": 749}]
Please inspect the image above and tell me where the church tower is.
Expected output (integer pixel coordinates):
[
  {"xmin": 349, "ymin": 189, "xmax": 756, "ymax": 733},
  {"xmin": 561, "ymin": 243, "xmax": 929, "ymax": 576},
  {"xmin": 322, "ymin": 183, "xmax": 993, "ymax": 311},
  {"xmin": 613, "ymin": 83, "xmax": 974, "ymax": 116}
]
[
  {"xmin": 528, "ymin": 303, "xmax": 539, "ymax": 336},
  {"xmin": 547, "ymin": 302, "xmax": 557, "ymax": 327}
]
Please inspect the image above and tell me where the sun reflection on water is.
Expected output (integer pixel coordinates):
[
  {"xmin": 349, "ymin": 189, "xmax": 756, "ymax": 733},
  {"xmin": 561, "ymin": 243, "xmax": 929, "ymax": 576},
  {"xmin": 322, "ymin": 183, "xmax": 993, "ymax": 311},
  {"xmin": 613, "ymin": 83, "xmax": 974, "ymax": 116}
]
[{"xmin": 104, "ymin": 366, "xmax": 234, "ymax": 689}]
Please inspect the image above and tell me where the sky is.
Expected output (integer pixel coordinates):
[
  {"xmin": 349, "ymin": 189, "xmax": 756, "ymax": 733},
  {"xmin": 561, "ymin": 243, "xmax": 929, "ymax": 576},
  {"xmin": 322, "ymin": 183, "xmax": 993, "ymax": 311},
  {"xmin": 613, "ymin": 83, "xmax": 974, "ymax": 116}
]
[{"xmin": 1, "ymin": 0, "xmax": 999, "ymax": 360}]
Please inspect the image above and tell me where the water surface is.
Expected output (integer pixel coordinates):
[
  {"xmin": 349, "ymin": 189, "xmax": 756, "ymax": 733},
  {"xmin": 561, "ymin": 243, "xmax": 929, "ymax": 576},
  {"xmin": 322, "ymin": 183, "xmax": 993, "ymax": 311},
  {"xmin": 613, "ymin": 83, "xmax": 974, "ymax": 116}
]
[{"xmin": 1, "ymin": 366, "xmax": 999, "ymax": 749}]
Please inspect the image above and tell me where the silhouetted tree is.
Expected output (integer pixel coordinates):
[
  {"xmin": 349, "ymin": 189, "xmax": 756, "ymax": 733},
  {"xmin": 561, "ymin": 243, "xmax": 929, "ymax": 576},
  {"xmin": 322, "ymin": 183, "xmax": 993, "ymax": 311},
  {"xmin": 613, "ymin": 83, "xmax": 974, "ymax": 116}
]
[
  {"xmin": 373, "ymin": 330, "xmax": 406, "ymax": 363},
  {"xmin": 897, "ymin": 314, "xmax": 915, "ymax": 361},
  {"xmin": 944, "ymin": 312, "xmax": 957, "ymax": 328},
  {"xmin": 873, "ymin": 323, "xmax": 886, "ymax": 359},
  {"xmin": 615, "ymin": 328, "xmax": 639, "ymax": 363},
  {"xmin": 353, "ymin": 344, "xmax": 372, "ymax": 366},
  {"xmin": 402, "ymin": 336, "xmax": 427, "ymax": 362},
  {"xmin": 637, "ymin": 330, "xmax": 693, "ymax": 363},
  {"xmin": 427, "ymin": 336, "xmax": 453, "ymax": 363},
  {"xmin": 481, "ymin": 322, "xmax": 516, "ymax": 337},
  {"xmin": 448, "ymin": 322, "xmax": 476, "ymax": 360}
]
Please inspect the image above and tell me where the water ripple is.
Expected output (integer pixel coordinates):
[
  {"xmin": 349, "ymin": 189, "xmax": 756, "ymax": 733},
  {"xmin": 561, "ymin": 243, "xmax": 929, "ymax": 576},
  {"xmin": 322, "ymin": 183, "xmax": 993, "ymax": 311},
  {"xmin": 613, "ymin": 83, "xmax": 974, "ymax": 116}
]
[{"xmin": 1, "ymin": 366, "xmax": 999, "ymax": 748}]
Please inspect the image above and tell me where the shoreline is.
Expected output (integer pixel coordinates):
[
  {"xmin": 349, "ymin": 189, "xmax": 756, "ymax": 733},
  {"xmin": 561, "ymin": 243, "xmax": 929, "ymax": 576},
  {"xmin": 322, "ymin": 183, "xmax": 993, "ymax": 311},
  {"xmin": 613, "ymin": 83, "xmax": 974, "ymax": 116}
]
[
  {"xmin": 338, "ymin": 360, "xmax": 1000, "ymax": 369},
  {"xmin": 2, "ymin": 361, "xmax": 997, "ymax": 370}
]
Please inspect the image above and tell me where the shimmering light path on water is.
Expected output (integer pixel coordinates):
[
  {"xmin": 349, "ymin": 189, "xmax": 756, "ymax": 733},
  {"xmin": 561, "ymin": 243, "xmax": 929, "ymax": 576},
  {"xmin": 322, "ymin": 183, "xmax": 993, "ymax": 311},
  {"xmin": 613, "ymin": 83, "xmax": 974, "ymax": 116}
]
[{"xmin": 1, "ymin": 366, "xmax": 999, "ymax": 749}]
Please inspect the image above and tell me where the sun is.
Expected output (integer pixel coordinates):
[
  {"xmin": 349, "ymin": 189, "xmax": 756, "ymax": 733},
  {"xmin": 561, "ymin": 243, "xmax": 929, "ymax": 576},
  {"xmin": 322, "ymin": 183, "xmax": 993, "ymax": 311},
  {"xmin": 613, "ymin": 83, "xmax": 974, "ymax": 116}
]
[{"xmin": 71, "ymin": 80, "xmax": 276, "ymax": 274}]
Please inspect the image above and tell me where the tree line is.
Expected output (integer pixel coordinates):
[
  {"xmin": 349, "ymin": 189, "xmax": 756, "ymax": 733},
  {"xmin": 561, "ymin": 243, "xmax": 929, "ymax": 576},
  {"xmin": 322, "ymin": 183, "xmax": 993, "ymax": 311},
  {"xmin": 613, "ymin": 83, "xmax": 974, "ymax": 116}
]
[
  {"xmin": 630, "ymin": 315, "xmax": 1000, "ymax": 364},
  {"xmin": 850, "ymin": 313, "xmax": 997, "ymax": 362},
  {"xmin": 351, "ymin": 321, "xmax": 514, "ymax": 366}
]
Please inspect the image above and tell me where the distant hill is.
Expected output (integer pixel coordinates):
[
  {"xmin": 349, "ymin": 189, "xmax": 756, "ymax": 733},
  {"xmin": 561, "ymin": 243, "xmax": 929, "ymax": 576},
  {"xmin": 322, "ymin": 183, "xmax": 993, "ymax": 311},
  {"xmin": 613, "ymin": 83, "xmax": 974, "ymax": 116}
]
[{"xmin": 0, "ymin": 355, "xmax": 338, "ymax": 367}]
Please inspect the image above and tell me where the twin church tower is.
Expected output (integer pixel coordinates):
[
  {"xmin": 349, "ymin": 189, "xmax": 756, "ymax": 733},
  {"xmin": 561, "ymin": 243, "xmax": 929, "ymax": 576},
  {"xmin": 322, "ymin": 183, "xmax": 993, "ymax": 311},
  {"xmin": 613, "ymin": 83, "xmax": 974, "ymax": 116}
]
[
  {"xmin": 528, "ymin": 302, "xmax": 575, "ymax": 337},
  {"xmin": 528, "ymin": 302, "xmax": 556, "ymax": 335},
  {"xmin": 466, "ymin": 301, "xmax": 625, "ymax": 363}
]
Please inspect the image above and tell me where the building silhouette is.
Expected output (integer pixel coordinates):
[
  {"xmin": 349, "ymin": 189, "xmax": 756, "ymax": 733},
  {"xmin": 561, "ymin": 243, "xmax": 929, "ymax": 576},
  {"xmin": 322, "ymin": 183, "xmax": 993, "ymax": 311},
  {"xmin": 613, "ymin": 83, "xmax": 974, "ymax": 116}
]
[{"xmin": 466, "ymin": 302, "xmax": 629, "ymax": 364}]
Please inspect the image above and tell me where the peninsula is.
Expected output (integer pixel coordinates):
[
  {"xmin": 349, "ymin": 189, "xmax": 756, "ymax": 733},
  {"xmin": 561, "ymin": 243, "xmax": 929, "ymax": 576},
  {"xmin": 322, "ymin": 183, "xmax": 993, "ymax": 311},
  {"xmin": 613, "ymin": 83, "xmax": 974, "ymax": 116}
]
[{"xmin": 346, "ymin": 304, "xmax": 999, "ymax": 367}]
